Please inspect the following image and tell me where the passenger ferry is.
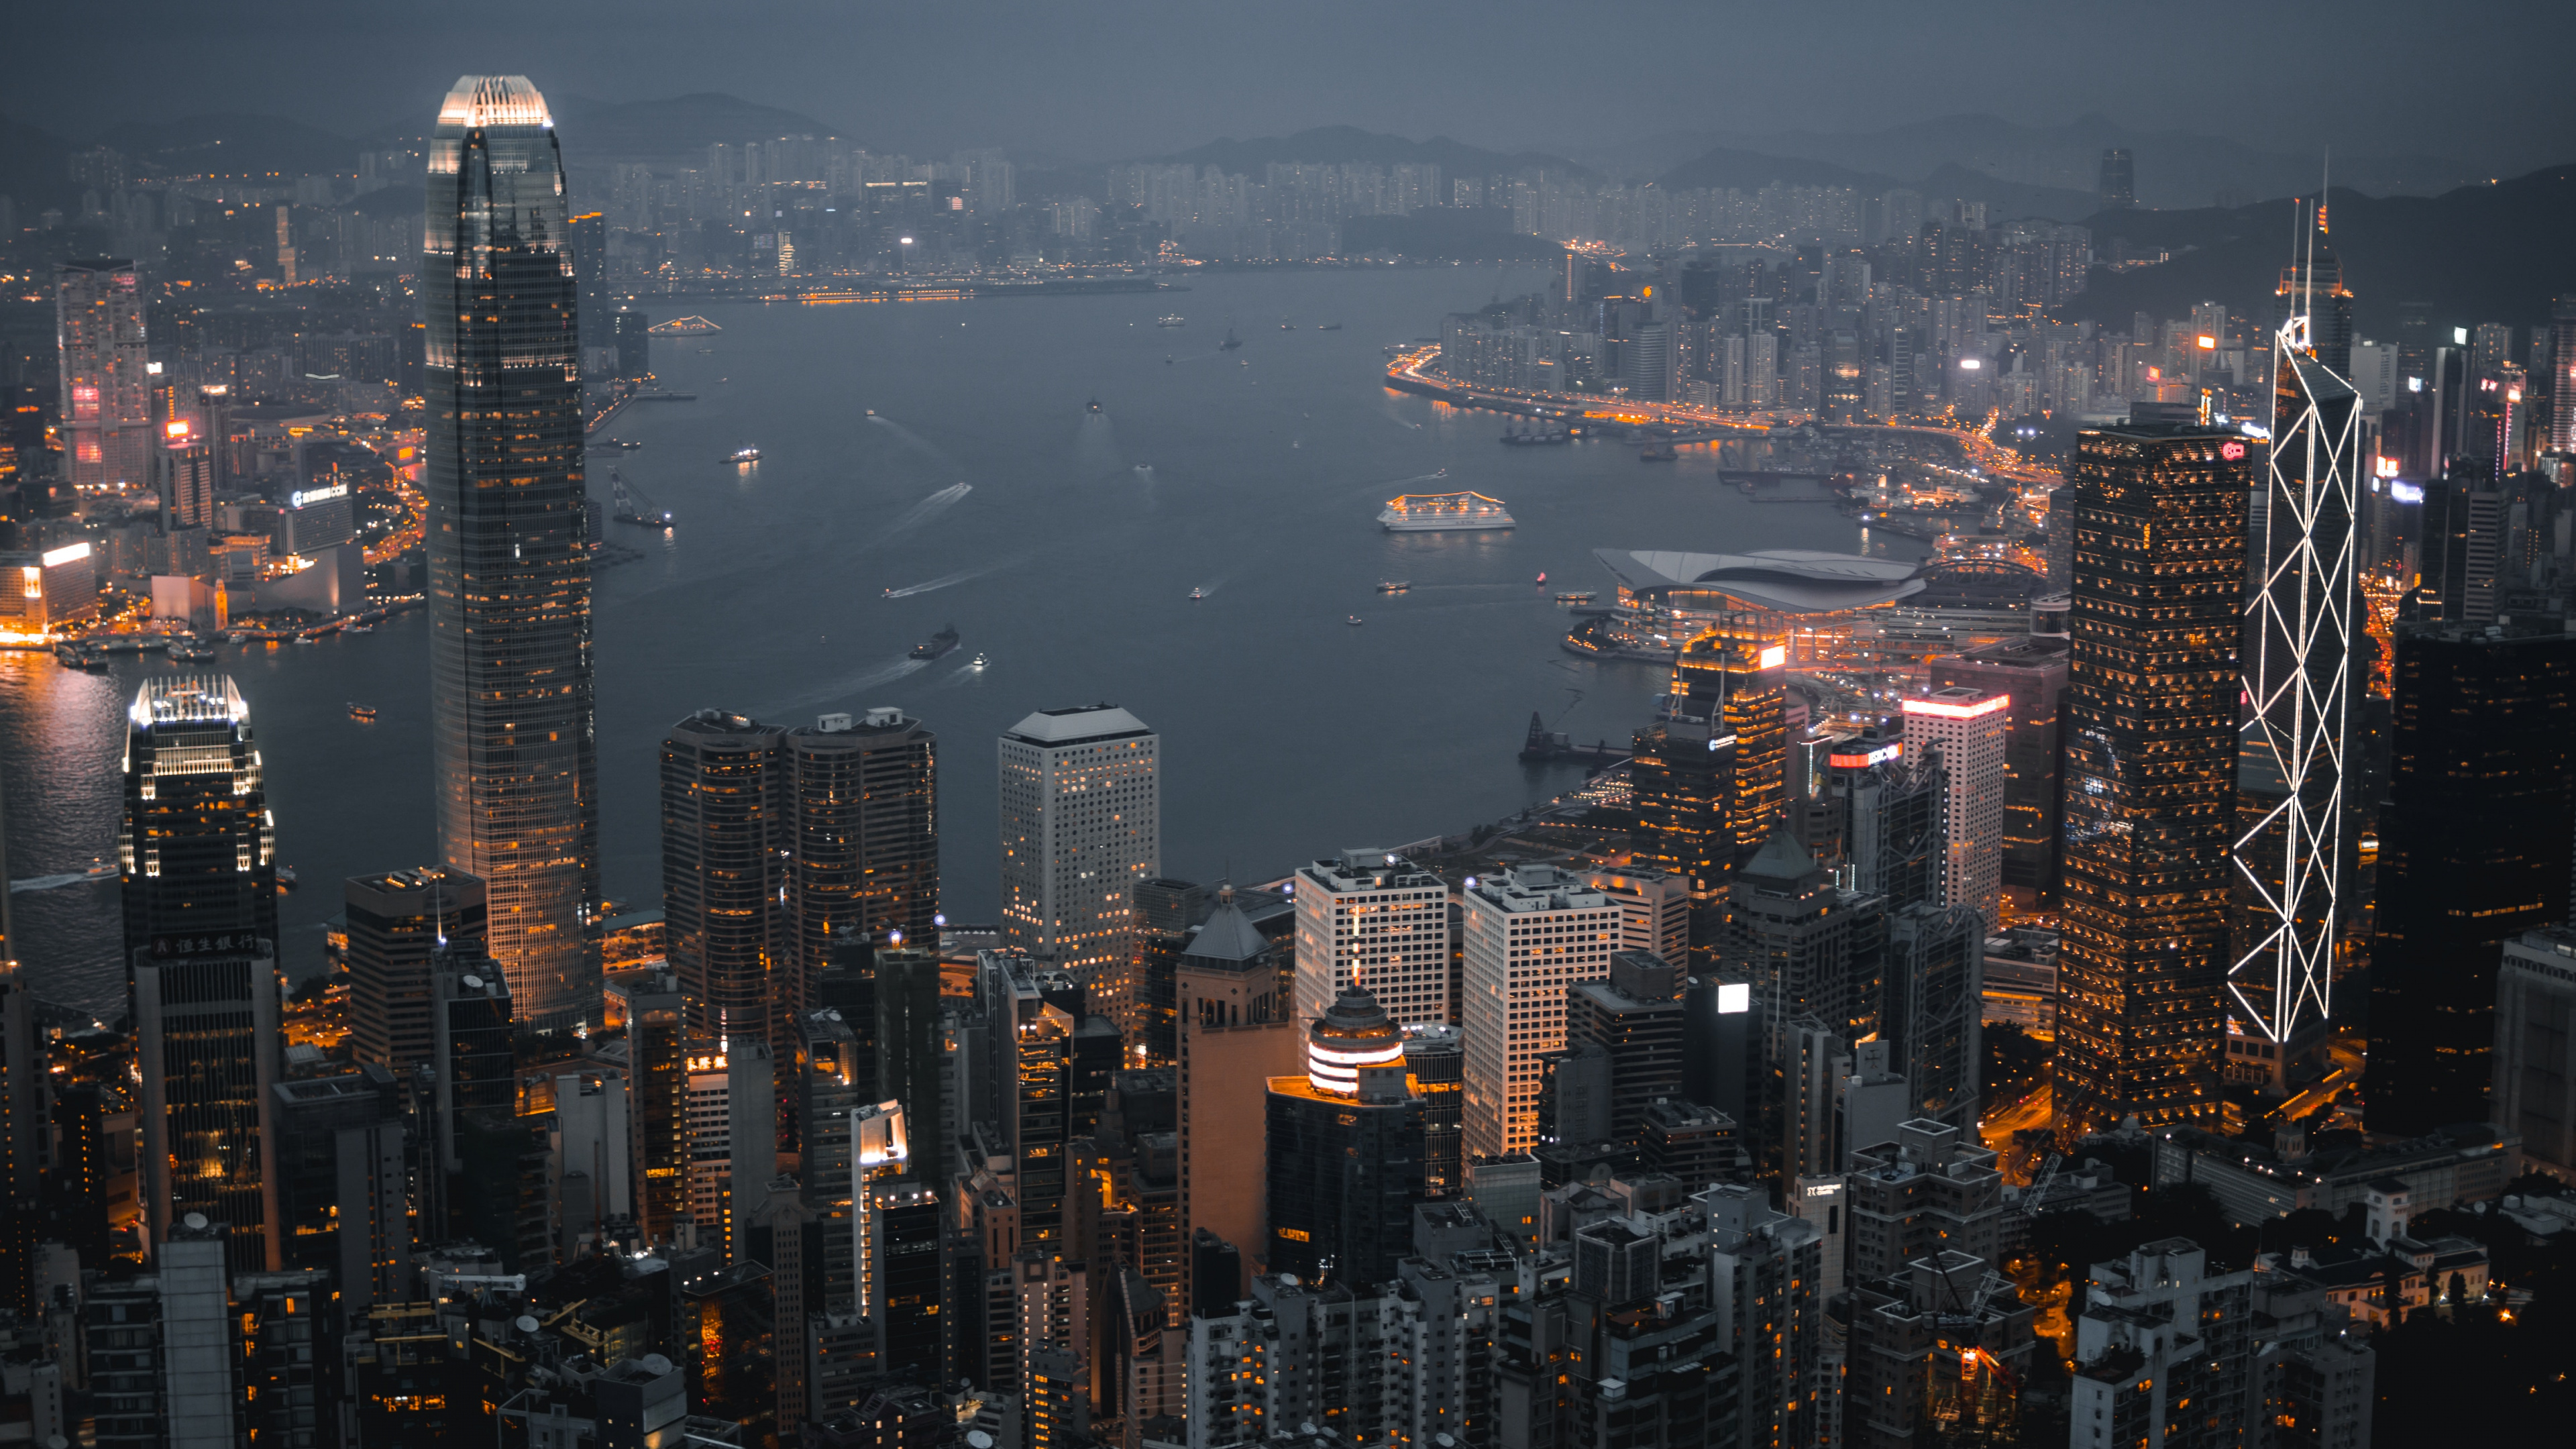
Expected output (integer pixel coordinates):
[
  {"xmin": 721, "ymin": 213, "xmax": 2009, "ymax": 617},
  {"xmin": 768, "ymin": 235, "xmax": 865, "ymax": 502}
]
[
  {"xmin": 349, "ymin": 703, "xmax": 378, "ymax": 722},
  {"xmin": 1157, "ymin": 315, "xmax": 1186, "ymax": 327},
  {"xmin": 1377, "ymin": 491, "xmax": 1515, "ymax": 532}
]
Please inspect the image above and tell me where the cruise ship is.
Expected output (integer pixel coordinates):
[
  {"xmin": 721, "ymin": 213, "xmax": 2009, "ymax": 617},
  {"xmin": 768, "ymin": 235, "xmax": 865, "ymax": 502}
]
[{"xmin": 1378, "ymin": 491, "xmax": 1515, "ymax": 532}]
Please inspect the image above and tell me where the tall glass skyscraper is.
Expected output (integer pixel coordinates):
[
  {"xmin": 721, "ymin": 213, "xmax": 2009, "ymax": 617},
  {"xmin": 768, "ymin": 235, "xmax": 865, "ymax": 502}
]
[
  {"xmin": 2055, "ymin": 421, "xmax": 2248, "ymax": 1136},
  {"xmin": 425, "ymin": 76, "xmax": 598, "ymax": 1030}
]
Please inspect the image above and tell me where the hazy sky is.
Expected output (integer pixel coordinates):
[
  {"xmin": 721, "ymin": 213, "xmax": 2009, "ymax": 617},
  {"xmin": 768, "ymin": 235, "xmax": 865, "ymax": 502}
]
[{"xmin": 9, "ymin": 0, "xmax": 2571, "ymax": 169}]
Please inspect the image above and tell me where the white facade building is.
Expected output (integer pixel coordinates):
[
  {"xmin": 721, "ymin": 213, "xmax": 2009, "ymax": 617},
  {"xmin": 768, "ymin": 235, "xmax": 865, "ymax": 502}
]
[
  {"xmin": 1292, "ymin": 849, "xmax": 1450, "ymax": 1028},
  {"xmin": 1460, "ymin": 865, "xmax": 1617, "ymax": 1157},
  {"xmin": 999, "ymin": 706, "xmax": 1159, "ymax": 983},
  {"xmin": 1902, "ymin": 687, "xmax": 2008, "ymax": 930}
]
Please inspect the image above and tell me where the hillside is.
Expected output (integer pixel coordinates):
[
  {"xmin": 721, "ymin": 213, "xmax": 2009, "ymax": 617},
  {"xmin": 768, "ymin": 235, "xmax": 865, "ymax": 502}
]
[
  {"xmin": 2063, "ymin": 164, "xmax": 2576, "ymax": 335},
  {"xmin": 1165, "ymin": 126, "xmax": 1586, "ymax": 180},
  {"xmin": 548, "ymin": 93, "xmax": 847, "ymax": 161}
]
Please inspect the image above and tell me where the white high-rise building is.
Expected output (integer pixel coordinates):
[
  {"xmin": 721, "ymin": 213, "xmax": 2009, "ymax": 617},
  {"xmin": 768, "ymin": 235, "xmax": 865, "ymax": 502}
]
[
  {"xmin": 684, "ymin": 1035, "xmax": 774, "ymax": 1261},
  {"xmin": 999, "ymin": 706, "xmax": 1159, "ymax": 984},
  {"xmin": 1902, "ymin": 687, "xmax": 2008, "ymax": 930},
  {"xmin": 1292, "ymin": 849, "xmax": 1450, "ymax": 1028},
  {"xmin": 1460, "ymin": 865, "xmax": 1617, "ymax": 1157},
  {"xmin": 1584, "ymin": 866, "xmax": 1691, "ymax": 967}
]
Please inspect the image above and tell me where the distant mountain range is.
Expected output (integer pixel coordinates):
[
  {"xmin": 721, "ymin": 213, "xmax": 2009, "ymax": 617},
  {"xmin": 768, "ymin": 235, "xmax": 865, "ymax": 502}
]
[
  {"xmin": 1612, "ymin": 113, "xmax": 2485, "ymax": 209},
  {"xmin": 541, "ymin": 93, "xmax": 846, "ymax": 162},
  {"xmin": 2067, "ymin": 164, "xmax": 2576, "ymax": 335}
]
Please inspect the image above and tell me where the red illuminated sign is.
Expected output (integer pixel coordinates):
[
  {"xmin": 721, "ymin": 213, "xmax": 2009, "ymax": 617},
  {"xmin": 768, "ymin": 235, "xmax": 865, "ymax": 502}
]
[{"xmin": 2220, "ymin": 441, "xmax": 2246, "ymax": 460}]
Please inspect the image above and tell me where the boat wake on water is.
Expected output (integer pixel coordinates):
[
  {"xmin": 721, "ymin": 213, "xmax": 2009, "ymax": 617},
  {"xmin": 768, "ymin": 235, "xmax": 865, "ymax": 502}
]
[
  {"xmin": 9, "ymin": 873, "xmax": 95, "ymax": 894},
  {"xmin": 883, "ymin": 560, "xmax": 1007, "ymax": 598},
  {"xmin": 866, "ymin": 414, "xmax": 963, "ymax": 470},
  {"xmin": 871, "ymin": 482, "xmax": 973, "ymax": 544},
  {"xmin": 760, "ymin": 656, "xmax": 929, "ymax": 716}
]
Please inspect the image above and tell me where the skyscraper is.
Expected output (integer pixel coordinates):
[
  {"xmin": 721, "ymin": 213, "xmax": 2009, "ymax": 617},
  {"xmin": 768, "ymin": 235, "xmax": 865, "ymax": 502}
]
[
  {"xmin": 344, "ymin": 867, "xmax": 486, "ymax": 1072},
  {"xmin": 661, "ymin": 710, "xmax": 788, "ymax": 1040},
  {"xmin": 2369, "ymin": 622, "xmax": 2576, "ymax": 1136},
  {"xmin": 2273, "ymin": 204, "xmax": 2355, "ymax": 380},
  {"xmin": 2098, "ymin": 150, "xmax": 2135, "ymax": 209},
  {"xmin": 134, "ymin": 932, "xmax": 282, "ymax": 1274},
  {"xmin": 1901, "ymin": 687, "xmax": 2008, "ymax": 930},
  {"xmin": 1000, "ymin": 706, "xmax": 1159, "ymax": 983},
  {"xmin": 1460, "ymin": 865, "xmax": 1617, "ymax": 1157},
  {"xmin": 1263, "ymin": 986, "xmax": 1425, "ymax": 1285},
  {"xmin": 425, "ymin": 75, "xmax": 599, "ymax": 1030},
  {"xmin": 55, "ymin": 258, "xmax": 152, "ymax": 490},
  {"xmin": 121, "ymin": 677, "xmax": 277, "ymax": 966},
  {"xmin": 606, "ymin": 967, "xmax": 690, "ymax": 1240},
  {"xmin": 786, "ymin": 708, "xmax": 938, "ymax": 990},
  {"xmin": 2055, "ymin": 420, "xmax": 2248, "ymax": 1136},
  {"xmin": 1930, "ymin": 635, "xmax": 2070, "ymax": 905},
  {"xmin": 2232, "ymin": 315, "xmax": 2361, "ymax": 1049},
  {"xmin": 1291, "ymin": 849, "xmax": 1450, "ymax": 1028},
  {"xmin": 2550, "ymin": 295, "xmax": 2576, "ymax": 454}
]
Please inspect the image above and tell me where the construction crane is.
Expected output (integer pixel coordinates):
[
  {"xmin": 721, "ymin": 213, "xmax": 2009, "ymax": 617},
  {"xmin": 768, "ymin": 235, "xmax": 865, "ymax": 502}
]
[{"xmin": 608, "ymin": 468, "xmax": 673, "ymax": 527}]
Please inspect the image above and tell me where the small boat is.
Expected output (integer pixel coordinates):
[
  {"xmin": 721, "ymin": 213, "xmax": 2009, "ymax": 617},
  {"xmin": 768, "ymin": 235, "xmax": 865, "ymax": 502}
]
[
  {"xmin": 1346, "ymin": 615, "xmax": 1365, "ymax": 626},
  {"xmin": 1377, "ymin": 580, "xmax": 1411, "ymax": 593},
  {"xmin": 1554, "ymin": 591, "xmax": 1597, "ymax": 604},
  {"xmin": 910, "ymin": 625, "xmax": 961, "ymax": 660},
  {"xmin": 727, "ymin": 444, "xmax": 761, "ymax": 465},
  {"xmin": 1157, "ymin": 315, "xmax": 1186, "ymax": 327},
  {"xmin": 1087, "ymin": 398, "xmax": 1103, "ymax": 413},
  {"xmin": 1220, "ymin": 325, "xmax": 1242, "ymax": 352},
  {"xmin": 1536, "ymin": 572, "xmax": 1547, "ymax": 585},
  {"xmin": 1319, "ymin": 323, "xmax": 1343, "ymax": 331},
  {"xmin": 1189, "ymin": 587, "xmax": 1207, "ymax": 601},
  {"xmin": 292, "ymin": 635, "xmax": 319, "ymax": 646},
  {"xmin": 1134, "ymin": 464, "xmax": 1154, "ymax": 474},
  {"xmin": 1280, "ymin": 321, "xmax": 1295, "ymax": 331},
  {"xmin": 865, "ymin": 409, "xmax": 876, "ymax": 416},
  {"xmin": 1640, "ymin": 441, "xmax": 1677, "ymax": 462},
  {"xmin": 971, "ymin": 653, "xmax": 988, "ymax": 667},
  {"xmin": 696, "ymin": 347, "xmax": 716, "ymax": 354},
  {"xmin": 82, "ymin": 857, "xmax": 117, "ymax": 882},
  {"xmin": 1165, "ymin": 356, "xmax": 1175, "ymax": 365},
  {"xmin": 345, "ymin": 624, "xmax": 374, "ymax": 635},
  {"xmin": 349, "ymin": 703, "xmax": 378, "ymax": 722}
]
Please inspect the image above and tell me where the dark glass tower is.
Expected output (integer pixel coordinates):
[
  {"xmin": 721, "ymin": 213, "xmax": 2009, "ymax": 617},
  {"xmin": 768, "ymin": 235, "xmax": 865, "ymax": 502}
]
[
  {"xmin": 425, "ymin": 75, "xmax": 598, "ymax": 1031},
  {"xmin": 2369, "ymin": 623, "xmax": 2576, "ymax": 1136},
  {"xmin": 784, "ymin": 710, "xmax": 938, "ymax": 1024},
  {"xmin": 1264, "ymin": 986, "xmax": 1424, "ymax": 1286},
  {"xmin": 661, "ymin": 710, "xmax": 788, "ymax": 1041},
  {"xmin": 120, "ymin": 676, "xmax": 278, "ymax": 962},
  {"xmin": 2055, "ymin": 422, "xmax": 2248, "ymax": 1136},
  {"xmin": 1630, "ymin": 634, "xmax": 1741, "ymax": 963}
]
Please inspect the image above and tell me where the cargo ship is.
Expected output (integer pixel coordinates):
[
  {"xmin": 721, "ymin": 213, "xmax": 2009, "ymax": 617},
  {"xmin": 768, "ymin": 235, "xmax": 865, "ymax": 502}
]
[
  {"xmin": 910, "ymin": 625, "xmax": 961, "ymax": 660},
  {"xmin": 1378, "ymin": 491, "xmax": 1515, "ymax": 532}
]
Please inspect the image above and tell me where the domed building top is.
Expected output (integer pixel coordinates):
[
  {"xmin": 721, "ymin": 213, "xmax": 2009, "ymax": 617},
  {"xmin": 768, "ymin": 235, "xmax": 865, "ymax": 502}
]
[{"xmin": 1306, "ymin": 985, "xmax": 1403, "ymax": 1096}]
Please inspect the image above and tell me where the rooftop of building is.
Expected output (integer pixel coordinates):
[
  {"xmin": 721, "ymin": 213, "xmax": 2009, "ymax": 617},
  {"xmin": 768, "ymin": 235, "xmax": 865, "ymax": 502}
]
[
  {"xmin": 1298, "ymin": 848, "xmax": 1444, "ymax": 892},
  {"xmin": 1468, "ymin": 862, "xmax": 1609, "ymax": 912},
  {"xmin": 1593, "ymin": 547, "xmax": 1925, "ymax": 612},
  {"xmin": 1003, "ymin": 703, "xmax": 1152, "ymax": 746}
]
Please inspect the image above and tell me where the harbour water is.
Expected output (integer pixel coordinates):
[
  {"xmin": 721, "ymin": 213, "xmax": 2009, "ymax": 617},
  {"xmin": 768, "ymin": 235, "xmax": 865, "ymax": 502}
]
[{"xmin": 1, "ymin": 266, "xmax": 1900, "ymax": 1015}]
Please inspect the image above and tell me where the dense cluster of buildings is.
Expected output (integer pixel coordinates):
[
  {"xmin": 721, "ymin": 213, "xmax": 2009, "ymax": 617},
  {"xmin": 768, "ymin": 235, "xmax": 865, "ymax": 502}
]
[{"xmin": 3, "ymin": 72, "xmax": 2575, "ymax": 1449}]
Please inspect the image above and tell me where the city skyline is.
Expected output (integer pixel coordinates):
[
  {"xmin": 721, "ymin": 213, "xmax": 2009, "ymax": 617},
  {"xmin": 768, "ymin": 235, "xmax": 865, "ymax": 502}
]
[{"xmin": 3, "ymin": 28, "xmax": 2574, "ymax": 1448}]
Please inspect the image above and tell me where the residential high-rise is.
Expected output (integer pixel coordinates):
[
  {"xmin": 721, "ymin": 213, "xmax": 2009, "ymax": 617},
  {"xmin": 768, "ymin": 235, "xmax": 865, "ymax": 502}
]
[
  {"xmin": 121, "ymin": 678, "xmax": 278, "ymax": 969},
  {"xmin": 1929, "ymin": 635, "xmax": 2070, "ymax": 904},
  {"xmin": 1292, "ymin": 849, "xmax": 1450, "ymax": 1028},
  {"xmin": 2069, "ymin": 1241, "xmax": 2254, "ymax": 1449},
  {"xmin": 1264, "ymin": 986, "xmax": 1426, "ymax": 1286},
  {"xmin": 2055, "ymin": 419, "xmax": 2248, "ymax": 1136},
  {"xmin": 270, "ymin": 1067, "xmax": 408, "ymax": 1309},
  {"xmin": 2233, "ymin": 318, "xmax": 2363, "ymax": 1050},
  {"xmin": 344, "ymin": 867, "xmax": 486, "ymax": 1072},
  {"xmin": 1000, "ymin": 706, "xmax": 1159, "ymax": 983},
  {"xmin": 1901, "ymin": 687, "xmax": 2007, "ymax": 930},
  {"xmin": 786, "ymin": 708, "xmax": 939, "ymax": 993},
  {"xmin": 1584, "ymin": 866, "xmax": 1692, "ymax": 968},
  {"xmin": 56, "ymin": 258, "xmax": 152, "ymax": 489},
  {"xmin": 425, "ymin": 75, "xmax": 599, "ymax": 1031},
  {"xmin": 2369, "ymin": 622, "xmax": 2576, "ymax": 1136},
  {"xmin": 661, "ymin": 710, "xmax": 787, "ymax": 1042},
  {"xmin": 134, "ymin": 932, "xmax": 282, "ymax": 1273},
  {"xmin": 685, "ymin": 1035, "xmax": 775, "ymax": 1260},
  {"xmin": 2551, "ymin": 295, "xmax": 2576, "ymax": 454},
  {"xmin": 1460, "ymin": 865, "xmax": 1617, "ymax": 1158}
]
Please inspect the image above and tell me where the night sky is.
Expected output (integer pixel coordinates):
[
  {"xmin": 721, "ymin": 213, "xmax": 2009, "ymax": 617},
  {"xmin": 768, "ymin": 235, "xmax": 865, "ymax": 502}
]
[{"xmin": 5, "ymin": 0, "xmax": 2571, "ymax": 170}]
